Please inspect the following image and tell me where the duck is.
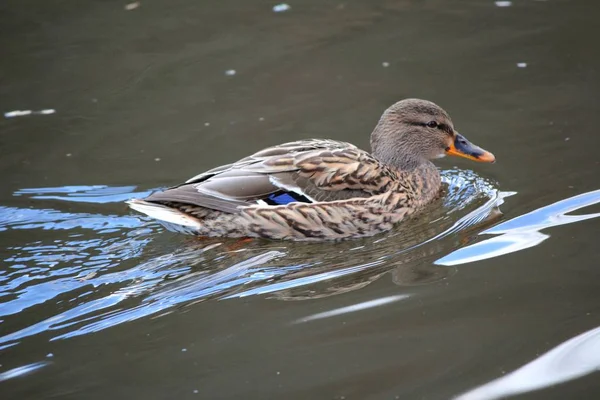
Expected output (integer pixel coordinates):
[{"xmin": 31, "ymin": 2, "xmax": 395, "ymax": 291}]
[{"xmin": 127, "ymin": 99, "xmax": 495, "ymax": 240}]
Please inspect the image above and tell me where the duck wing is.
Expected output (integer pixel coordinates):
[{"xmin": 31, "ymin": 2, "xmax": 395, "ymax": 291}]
[{"xmin": 144, "ymin": 139, "xmax": 398, "ymax": 214}]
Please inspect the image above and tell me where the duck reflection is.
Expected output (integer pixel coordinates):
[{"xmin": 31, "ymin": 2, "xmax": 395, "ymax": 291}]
[{"xmin": 166, "ymin": 187, "xmax": 503, "ymax": 302}]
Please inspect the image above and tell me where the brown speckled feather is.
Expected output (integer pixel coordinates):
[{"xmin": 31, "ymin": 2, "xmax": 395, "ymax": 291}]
[
  {"xmin": 145, "ymin": 140, "xmax": 395, "ymax": 213},
  {"xmin": 131, "ymin": 139, "xmax": 441, "ymax": 240}
]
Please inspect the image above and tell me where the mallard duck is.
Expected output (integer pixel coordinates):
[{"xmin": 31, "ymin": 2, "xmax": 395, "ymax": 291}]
[{"xmin": 128, "ymin": 99, "xmax": 495, "ymax": 240}]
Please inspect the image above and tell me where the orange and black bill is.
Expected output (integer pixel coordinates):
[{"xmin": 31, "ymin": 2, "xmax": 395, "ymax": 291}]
[{"xmin": 446, "ymin": 133, "xmax": 495, "ymax": 163}]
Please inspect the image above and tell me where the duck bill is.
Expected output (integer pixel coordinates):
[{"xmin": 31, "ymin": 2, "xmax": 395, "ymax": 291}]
[{"xmin": 446, "ymin": 133, "xmax": 495, "ymax": 163}]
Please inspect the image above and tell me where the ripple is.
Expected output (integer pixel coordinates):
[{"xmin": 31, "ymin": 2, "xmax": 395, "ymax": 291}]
[
  {"xmin": 0, "ymin": 171, "xmax": 504, "ymax": 346},
  {"xmin": 13, "ymin": 185, "xmax": 154, "ymax": 204},
  {"xmin": 0, "ymin": 361, "xmax": 49, "ymax": 382},
  {"xmin": 293, "ymin": 294, "xmax": 411, "ymax": 323},
  {"xmin": 456, "ymin": 324, "xmax": 600, "ymax": 400},
  {"xmin": 436, "ymin": 189, "xmax": 600, "ymax": 266}
]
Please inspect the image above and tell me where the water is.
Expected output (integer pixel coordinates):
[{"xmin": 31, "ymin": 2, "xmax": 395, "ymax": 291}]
[{"xmin": 1, "ymin": 0, "xmax": 600, "ymax": 399}]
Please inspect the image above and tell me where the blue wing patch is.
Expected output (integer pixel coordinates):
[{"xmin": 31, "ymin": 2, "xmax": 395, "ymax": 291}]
[
  {"xmin": 267, "ymin": 193, "xmax": 299, "ymax": 205},
  {"xmin": 264, "ymin": 191, "xmax": 311, "ymax": 205}
]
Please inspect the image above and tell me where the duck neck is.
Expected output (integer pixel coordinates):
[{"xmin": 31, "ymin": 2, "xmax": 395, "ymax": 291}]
[
  {"xmin": 378, "ymin": 152, "xmax": 425, "ymax": 171},
  {"xmin": 410, "ymin": 161, "xmax": 442, "ymax": 206},
  {"xmin": 370, "ymin": 139, "xmax": 441, "ymax": 205}
]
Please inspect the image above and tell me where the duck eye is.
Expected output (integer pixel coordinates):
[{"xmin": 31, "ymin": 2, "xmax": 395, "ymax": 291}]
[{"xmin": 426, "ymin": 121, "xmax": 438, "ymax": 128}]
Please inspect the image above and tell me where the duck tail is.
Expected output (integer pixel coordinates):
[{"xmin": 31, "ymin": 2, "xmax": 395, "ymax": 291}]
[{"xmin": 127, "ymin": 199, "xmax": 203, "ymax": 234}]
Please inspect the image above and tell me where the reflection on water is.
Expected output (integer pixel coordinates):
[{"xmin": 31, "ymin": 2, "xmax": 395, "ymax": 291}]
[
  {"xmin": 293, "ymin": 294, "xmax": 410, "ymax": 324},
  {"xmin": 436, "ymin": 189, "xmax": 600, "ymax": 266},
  {"xmin": 2, "ymin": 167, "xmax": 599, "ymax": 396},
  {"xmin": 0, "ymin": 361, "xmax": 49, "ymax": 383},
  {"xmin": 0, "ymin": 169, "xmax": 501, "ymax": 347},
  {"xmin": 12, "ymin": 185, "xmax": 154, "ymax": 204},
  {"xmin": 456, "ymin": 325, "xmax": 600, "ymax": 400}
]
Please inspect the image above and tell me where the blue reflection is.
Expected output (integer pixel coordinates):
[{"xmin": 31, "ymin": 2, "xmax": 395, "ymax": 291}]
[
  {"xmin": 0, "ymin": 206, "xmax": 144, "ymax": 231},
  {"xmin": 13, "ymin": 185, "xmax": 155, "ymax": 204},
  {"xmin": 436, "ymin": 189, "xmax": 600, "ymax": 266}
]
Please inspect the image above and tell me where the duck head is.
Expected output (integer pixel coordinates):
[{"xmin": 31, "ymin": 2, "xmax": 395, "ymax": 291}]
[{"xmin": 370, "ymin": 98, "xmax": 495, "ymax": 170}]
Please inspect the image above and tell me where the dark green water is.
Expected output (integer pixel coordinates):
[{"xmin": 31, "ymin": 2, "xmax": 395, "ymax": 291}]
[{"xmin": 1, "ymin": 1, "xmax": 600, "ymax": 399}]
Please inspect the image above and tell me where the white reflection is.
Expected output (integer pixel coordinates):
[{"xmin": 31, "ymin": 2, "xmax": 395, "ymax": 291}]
[
  {"xmin": 0, "ymin": 361, "xmax": 49, "ymax": 382},
  {"xmin": 455, "ymin": 325, "xmax": 600, "ymax": 400},
  {"xmin": 436, "ymin": 189, "xmax": 600, "ymax": 266},
  {"xmin": 293, "ymin": 294, "xmax": 410, "ymax": 323}
]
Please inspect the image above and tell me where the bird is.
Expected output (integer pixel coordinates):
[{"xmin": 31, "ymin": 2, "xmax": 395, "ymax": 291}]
[{"xmin": 127, "ymin": 99, "xmax": 495, "ymax": 240}]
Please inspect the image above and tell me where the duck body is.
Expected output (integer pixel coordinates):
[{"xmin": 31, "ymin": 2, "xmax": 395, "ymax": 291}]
[
  {"xmin": 129, "ymin": 139, "xmax": 441, "ymax": 240},
  {"xmin": 128, "ymin": 99, "xmax": 495, "ymax": 240}
]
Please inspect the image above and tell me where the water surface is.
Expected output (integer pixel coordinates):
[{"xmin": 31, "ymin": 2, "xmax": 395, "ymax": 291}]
[{"xmin": 1, "ymin": 0, "xmax": 600, "ymax": 399}]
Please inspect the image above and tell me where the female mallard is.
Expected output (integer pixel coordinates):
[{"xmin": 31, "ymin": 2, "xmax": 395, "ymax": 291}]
[{"xmin": 128, "ymin": 99, "xmax": 495, "ymax": 240}]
